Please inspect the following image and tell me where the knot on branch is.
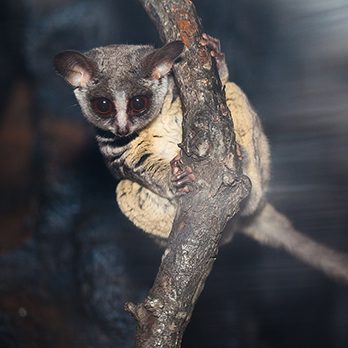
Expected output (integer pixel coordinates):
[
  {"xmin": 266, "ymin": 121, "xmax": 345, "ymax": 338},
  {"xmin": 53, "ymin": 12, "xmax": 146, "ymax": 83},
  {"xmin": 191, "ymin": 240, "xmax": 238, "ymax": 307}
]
[
  {"xmin": 181, "ymin": 102, "xmax": 237, "ymax": 160},
  {"xmin": 208, "ymin": 166, "xmax": 250, "ymax": 201},
  {"xmin": 181, "ymin": 110, "xmax": 210, "ymax": 159},
  {"xmin": 222, "ymin": 172, "xmax": 238, "ymax": 187}
]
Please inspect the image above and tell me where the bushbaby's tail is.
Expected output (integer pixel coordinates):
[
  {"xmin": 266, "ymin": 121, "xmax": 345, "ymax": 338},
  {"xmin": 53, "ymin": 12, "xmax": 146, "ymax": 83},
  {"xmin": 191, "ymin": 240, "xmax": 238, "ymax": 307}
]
[{"xmin": 242, "ymin": 203, "xmax": 348, "ymax": 284}]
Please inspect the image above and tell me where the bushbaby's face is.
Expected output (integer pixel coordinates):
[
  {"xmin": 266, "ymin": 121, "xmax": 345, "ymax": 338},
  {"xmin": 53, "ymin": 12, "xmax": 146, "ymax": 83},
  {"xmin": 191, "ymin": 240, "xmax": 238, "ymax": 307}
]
[{"xmin": 54, "ymin": 42, "xmax": 184, "ymax": 137}]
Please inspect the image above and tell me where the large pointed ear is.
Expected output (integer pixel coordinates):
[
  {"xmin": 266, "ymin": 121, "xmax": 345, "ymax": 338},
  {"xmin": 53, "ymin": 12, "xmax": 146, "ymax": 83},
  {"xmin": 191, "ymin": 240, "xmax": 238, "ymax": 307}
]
[
  {"xmin": 53, "ymin": 50, "xmax": 97, "ymax": 88},
  {"xmin": 143, "ymin": 41, "xmax": 184, "ymax": 80}
]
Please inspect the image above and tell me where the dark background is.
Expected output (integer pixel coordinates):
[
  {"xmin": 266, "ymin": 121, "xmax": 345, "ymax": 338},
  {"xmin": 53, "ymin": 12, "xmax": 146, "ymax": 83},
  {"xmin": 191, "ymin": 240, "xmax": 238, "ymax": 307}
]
[{"xmin": 1, "ymin": 0, "xmax": 348, "ymax": 347}]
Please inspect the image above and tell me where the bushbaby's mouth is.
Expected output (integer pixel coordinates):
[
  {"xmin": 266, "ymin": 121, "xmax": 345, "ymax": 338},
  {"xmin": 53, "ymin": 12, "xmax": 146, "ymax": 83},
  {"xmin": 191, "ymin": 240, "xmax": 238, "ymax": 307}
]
[
  {"xmin": 96, "ymin": 128, "xmax": 139, "ymax": 147},
  {"xmin": 113, "ymin": 131, "xmax": 139, "ymax": 147}
]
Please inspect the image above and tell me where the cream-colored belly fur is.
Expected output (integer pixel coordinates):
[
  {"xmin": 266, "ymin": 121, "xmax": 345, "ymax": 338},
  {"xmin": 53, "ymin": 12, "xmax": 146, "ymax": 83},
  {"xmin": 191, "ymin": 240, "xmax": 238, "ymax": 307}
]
[{"xmin": 116, "ymin": 82, "xmax": 270, "ymax": 238}]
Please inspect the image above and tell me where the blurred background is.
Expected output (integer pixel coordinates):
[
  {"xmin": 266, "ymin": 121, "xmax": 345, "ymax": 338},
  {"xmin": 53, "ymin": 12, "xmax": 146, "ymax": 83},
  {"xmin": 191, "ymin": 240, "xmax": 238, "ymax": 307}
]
[{"xmin": 1, "ymin": 0, "xmax": 348, "ymax": 347}]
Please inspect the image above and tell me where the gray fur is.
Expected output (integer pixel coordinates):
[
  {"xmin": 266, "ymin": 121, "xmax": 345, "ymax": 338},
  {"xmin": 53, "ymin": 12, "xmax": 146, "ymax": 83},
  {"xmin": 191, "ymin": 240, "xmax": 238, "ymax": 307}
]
[
  {"xmin": 54, "ymin": 42, "xmax": 183, "ymax": 138},
  {"xmin": 74, "ymin": 45, "xmax": 170, "ymax": 135}
]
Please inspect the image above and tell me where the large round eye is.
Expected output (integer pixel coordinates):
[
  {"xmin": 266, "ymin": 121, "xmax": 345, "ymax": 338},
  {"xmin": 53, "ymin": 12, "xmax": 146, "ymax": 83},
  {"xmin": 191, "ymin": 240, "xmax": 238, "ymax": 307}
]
[
  {"xmin": 91, "ymin": 97, "xmax": 115, "ymax": 117},
  {"xmin": 128, "ymin": 95, "xmax": 150, "ymax": 115}
]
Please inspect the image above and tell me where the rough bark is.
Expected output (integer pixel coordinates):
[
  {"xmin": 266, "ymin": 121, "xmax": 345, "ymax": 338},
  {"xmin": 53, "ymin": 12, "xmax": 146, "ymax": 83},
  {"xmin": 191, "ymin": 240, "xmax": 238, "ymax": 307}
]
[{"xmin": 125, "ymin": 1, "xmax": 251, "ymax": 347}]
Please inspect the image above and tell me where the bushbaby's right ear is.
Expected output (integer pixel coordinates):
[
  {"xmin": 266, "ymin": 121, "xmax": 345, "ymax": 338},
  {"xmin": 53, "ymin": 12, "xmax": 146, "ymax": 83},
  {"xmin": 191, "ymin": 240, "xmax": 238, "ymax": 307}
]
[{"xmin": 53, "ymin": 50, "xmax": 97, "ymax": 88}]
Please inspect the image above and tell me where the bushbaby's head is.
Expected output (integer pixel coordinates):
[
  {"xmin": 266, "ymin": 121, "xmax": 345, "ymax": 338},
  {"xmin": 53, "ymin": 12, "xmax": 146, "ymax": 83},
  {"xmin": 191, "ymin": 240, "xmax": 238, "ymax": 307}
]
[{"xmin": 54, "ymin": 41, "xmax": 184, "ymax": 137}]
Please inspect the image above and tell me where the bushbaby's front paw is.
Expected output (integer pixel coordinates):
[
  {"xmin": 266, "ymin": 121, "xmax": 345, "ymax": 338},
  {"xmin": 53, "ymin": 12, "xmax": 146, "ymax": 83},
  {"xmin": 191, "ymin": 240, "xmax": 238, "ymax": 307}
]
[
  {"xmin": 200, "ymin": 33, "xmax": 229, "ymax": 84},
  {"xmin": 170, "ymin": 152, "xmax": 195, "ymax": 196},
  {"xmin": 200, "ymin": 33, "xmax": 225, "ymax": 67}
]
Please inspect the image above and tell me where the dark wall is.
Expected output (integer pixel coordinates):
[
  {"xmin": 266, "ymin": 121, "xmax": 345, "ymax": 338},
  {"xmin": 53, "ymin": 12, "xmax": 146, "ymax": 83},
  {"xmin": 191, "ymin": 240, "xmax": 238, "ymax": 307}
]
[{"xmin": 1, "ymin": 1, "xmax": 348, "ymax": 347}]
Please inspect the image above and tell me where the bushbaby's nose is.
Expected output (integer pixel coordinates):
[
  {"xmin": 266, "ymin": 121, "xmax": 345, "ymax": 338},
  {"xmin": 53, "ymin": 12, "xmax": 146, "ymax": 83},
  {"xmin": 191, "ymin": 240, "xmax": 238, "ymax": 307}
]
[{"xmin": 116, "ymin": 125, "xmax": 130, "ymax": 136}]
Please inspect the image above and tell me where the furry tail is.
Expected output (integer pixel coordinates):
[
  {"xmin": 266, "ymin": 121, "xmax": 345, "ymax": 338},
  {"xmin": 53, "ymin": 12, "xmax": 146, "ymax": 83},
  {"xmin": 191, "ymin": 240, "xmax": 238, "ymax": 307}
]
[{"xmin": 241, "ymin": 203, "xmax": 348, "ymax": 284}]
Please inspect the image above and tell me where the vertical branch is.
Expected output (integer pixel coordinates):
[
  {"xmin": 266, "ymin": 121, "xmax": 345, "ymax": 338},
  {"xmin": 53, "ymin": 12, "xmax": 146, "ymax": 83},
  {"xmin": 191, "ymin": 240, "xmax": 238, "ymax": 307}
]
[{"xmin": 125, "ymin": 1, "xmax": 251, "ymax": 347}]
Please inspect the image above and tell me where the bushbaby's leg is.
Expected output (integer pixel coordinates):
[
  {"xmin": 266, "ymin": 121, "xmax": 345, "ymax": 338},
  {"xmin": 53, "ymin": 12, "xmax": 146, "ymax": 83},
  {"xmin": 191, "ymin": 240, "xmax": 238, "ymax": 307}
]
[{"xmin": 116, "ymin": 180, "xmax": 176, "ymax": 238}]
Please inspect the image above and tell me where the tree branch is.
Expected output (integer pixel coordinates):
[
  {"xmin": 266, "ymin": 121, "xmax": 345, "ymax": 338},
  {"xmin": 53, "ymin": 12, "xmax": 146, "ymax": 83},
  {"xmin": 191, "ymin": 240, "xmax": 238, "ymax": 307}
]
[{"xmin": 125, "ymin": 1, "xmax": 251, "ymax": 347}]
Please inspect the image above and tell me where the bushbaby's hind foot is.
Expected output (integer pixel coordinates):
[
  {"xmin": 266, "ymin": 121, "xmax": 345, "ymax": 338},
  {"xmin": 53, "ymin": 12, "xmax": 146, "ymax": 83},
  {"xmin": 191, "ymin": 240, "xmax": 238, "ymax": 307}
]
[{"xmin": 170, "ymin": 152, "xmax": 195, "ymax": 196}]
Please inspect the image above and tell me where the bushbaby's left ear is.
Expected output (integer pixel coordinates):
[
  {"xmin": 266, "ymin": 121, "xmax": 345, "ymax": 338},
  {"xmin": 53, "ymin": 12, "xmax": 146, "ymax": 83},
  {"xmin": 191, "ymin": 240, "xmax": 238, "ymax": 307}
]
[{"xmin": 143, "ymin": 41, "xmax": 184, "ymax": 80}]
